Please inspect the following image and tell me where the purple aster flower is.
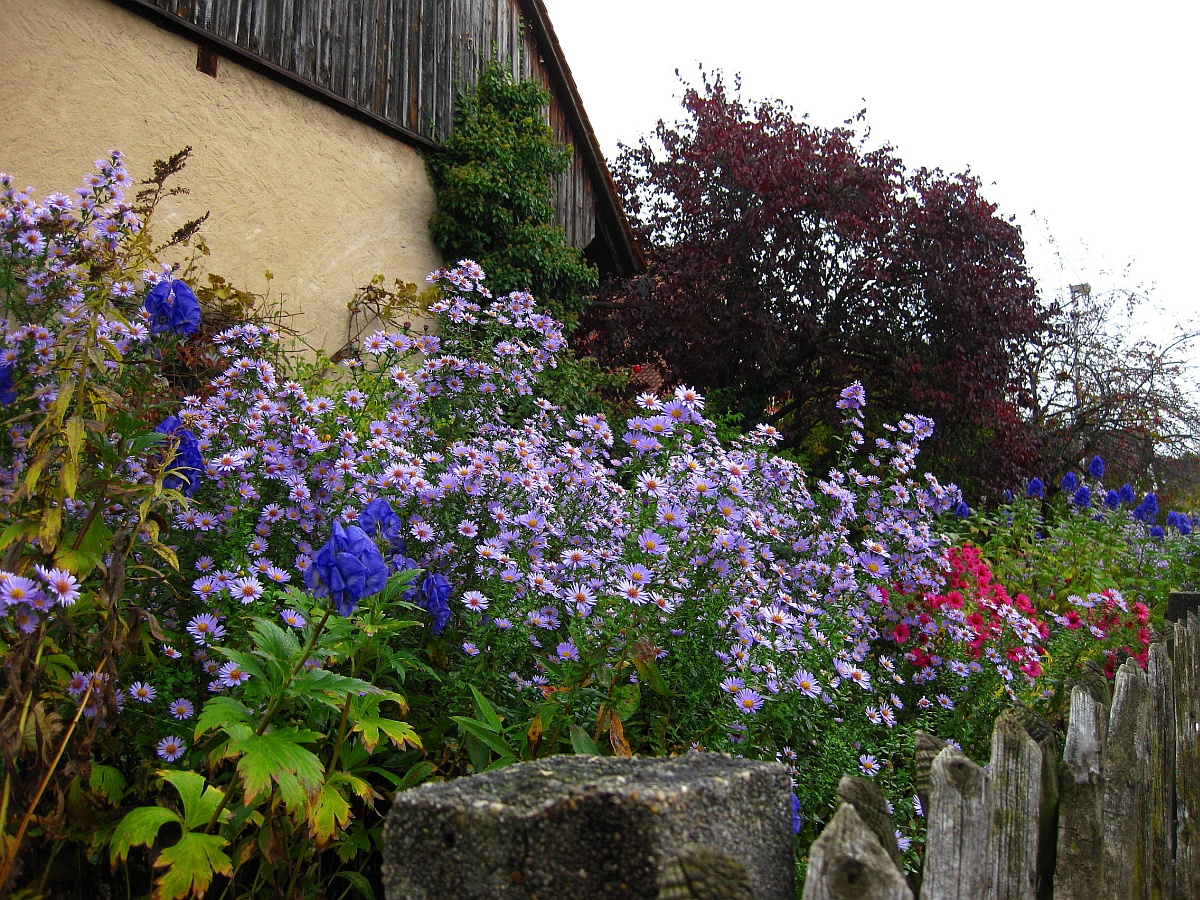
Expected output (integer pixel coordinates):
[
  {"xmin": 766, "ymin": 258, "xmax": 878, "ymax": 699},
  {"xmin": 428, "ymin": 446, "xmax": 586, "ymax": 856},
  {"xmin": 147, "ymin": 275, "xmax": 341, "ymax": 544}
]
[
  {"xmin": 858, "ymin": 754, "xmax": 881, "ymax": 776},
  {"xmin": 836, "ymin": 382, "xmax": 866, "ymax": 411},
  {"xmin": 230, "ymin": 576, "xmax": 264, "ymax": 604},
  {"xmin": 280, "ymin": 609, "xmax": 307, "ymax": 628},
  {"xmin": 733, "ymin": 688, "xmax": 764, "ymax": 714},
  {"xmin": 555, "ymin": 640, "xmax": 580, "ymax": 661},
  {"xmin": 35, "ymin": 566, "xmax": 80, "ymax": 606},
  {"xmin": 0, "ymin": 575, "xmax": 44, "ymax": 609},
  {"xmin": 218, "ymin": 661, "xmax": 251, "ymax": 687},
  {"xmin": 157, "ymin": 736, "xmax": 186, "ymax": 762},
  {"xmin": 636, "ymin": 529, "xmax": 668, "ymax": 557},
  {"xmin": 128, "ymin": 682, "xmax": 156, "ymax": 703},
  {"xmin": 169, "ymin": 698, "xmax": 195, "ymax": 720},
  {"xmin": 186, "ymin": 613, "xmax": 224, "ymax": 644}
]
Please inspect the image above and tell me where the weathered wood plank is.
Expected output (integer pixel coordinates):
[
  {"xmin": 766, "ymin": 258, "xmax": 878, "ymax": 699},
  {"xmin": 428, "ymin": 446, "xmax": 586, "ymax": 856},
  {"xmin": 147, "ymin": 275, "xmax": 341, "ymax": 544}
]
[
  {"xmin": 920, "ymin": 744, "xmax": 987, "ymax": 900},
  {"xmin": 1146, "ymin": 643, "xmax": 1176, "ymax": 899},
  {"xmin": 1175, "ymin": 614, "xmax": 1200, "ymax": 897},
  {"xmin": 985, "ymin": 712, "xmax": 1043, "ymax": 900},
  {"xmin": 803, "ymin": 804, "xmax": 913, "ymax": 900},
  {"xmin": 1101, "ymin": 659, "xmax": 1151, "ymax": 899},
  {"xmin": 1053, "ymin": 686, "xmax": 1108, "ymax": 900}
]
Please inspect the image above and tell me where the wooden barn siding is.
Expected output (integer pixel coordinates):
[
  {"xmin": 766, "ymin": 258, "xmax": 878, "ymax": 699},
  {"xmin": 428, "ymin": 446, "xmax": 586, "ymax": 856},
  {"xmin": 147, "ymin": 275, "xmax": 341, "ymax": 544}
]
[{"xmin": 140, "ymin": 0, "xmax": 595, "ymax": 249}]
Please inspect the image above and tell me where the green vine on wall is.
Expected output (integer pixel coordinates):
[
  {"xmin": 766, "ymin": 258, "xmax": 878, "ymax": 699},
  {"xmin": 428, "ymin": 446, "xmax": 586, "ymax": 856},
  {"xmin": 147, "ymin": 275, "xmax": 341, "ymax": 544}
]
[
  {"xmin": 426, "ymin": 62, "xmax": 598, "ymax": 326},
  {"xmin": 426, "ymin": 61, "xmax": 623, "ymax": 418}
]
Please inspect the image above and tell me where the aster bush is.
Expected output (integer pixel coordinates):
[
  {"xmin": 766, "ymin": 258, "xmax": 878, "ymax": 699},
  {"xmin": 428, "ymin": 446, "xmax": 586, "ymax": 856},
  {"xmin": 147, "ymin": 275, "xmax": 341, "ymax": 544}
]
[{"xmin": 1, "ymin": 157, "xmax": 1187, "ymax": 898}]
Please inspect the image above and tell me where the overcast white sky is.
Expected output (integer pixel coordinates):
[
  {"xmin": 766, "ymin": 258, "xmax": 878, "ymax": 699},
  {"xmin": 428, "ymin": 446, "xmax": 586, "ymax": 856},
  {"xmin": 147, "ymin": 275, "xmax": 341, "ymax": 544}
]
[{"xmin": 542, "ymin": 0, "xmax": 1199, "ymax": 354}]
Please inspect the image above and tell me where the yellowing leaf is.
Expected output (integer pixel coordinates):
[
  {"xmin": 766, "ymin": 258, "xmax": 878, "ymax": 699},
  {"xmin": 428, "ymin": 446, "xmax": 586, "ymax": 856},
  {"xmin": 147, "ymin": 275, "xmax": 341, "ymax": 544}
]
[
  {"xmin": 153, "ymin": 832, "xmax": 232, "ymax": 900},
  {"xmin": 309, "ymin": 782, "xmax": 352, "ymax": 847}
]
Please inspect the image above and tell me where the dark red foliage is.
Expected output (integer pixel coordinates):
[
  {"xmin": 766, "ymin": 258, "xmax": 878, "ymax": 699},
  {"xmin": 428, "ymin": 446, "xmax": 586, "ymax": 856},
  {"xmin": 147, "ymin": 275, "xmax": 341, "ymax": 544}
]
[{"xmin": 581, "ymin": 75, "xmax": 1047, "ymax": 496}]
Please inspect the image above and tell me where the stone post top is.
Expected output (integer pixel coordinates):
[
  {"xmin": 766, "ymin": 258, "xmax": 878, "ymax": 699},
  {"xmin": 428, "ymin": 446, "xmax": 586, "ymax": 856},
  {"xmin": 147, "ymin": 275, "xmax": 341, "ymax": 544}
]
[{"xmin": 395, "ymin": 752, "xmax": 789, "ymax": 810}]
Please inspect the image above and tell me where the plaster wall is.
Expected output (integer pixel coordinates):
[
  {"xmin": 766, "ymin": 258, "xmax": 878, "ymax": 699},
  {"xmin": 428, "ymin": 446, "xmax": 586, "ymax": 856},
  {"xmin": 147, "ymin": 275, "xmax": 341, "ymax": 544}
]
[{"xmin": 0, "ymin": 0, "xmax": 444, "ymax": 354}]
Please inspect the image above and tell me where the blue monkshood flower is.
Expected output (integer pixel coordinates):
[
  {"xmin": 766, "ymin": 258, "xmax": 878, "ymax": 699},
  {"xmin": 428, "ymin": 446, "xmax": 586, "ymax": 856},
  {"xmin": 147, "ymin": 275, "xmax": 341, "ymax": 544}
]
[
  {"xmin": 1002, "ymin": 490, "xmax": 1014, "ymax": 504},
  {"xmin": 1026, "ymin": 478, "xmax": 1045, "ymax": 500},
  {"xmin": 1073, "ymin": 486, "xmax": 1091, "ymax": 508},
  {"xmin": 1167, "ymin": 511, "xmax": 1193, "ymax": 536},
  {"xmin": 791, "ymin": 793, "xmax": 802, "ymax": 835},
  {"xmin": 1104, "ymin": 489, "xmax": 1121, "ymax": 509},
  {"xmin": 1088, "ymin": 456, "xmax": 1105, "ymax": 479},
  {"xmin": 154, "ymin": 415, "xmax": 204, "ymax": 497},
  {"xmin": 1150, "ymin": 525, "xmax": 1166, "ymax": 541},
  {"xmin": 419, "ymin": 572, "xmax": 452, "ymax": 633},
  {"xmin": 1133, "ymin": 493, "xmax": 1159, "ymax": 523},
  {"xmin": 144, "ymin": 278, "xmax": 201, "ymax": 337},
  {"xmin": 1118, "ymin": 483, "xmax": 1136, "ymax": 504},
  {"xmin": 304, "ymin": 522, "xmax": 389, "ymax": 616},
  {"xmin": 0, "ymin": 365, "xmax": 16, "ymax": 406},
  {"xmin": 953, "ymin": 501, "xmax": 970, "ymax": 519},
  {"xmin": 1061, "ymin": 471, "xmax": 1079, "ymax": 494},
  {"xmin": 358, "ymin": 498, "xmax": 405, "ymax": 549}
]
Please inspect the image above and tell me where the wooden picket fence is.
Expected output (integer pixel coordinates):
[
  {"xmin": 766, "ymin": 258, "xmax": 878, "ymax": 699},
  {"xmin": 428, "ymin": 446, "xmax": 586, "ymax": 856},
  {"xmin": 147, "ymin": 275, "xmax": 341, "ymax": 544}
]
[{"xmin": 802, "ymin": 610, "xmax": 1200, "ymax": 900}]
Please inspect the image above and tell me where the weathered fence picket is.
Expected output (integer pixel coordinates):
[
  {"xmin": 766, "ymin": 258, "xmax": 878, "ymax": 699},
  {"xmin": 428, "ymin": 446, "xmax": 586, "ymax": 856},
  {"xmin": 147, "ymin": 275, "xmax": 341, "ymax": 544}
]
[
  {"xmin": 1175, "ymin": 614, "xmax": 1200, "ymax": 897},
  {"xmin": 802, "ymin": 804, "xmax": 913, "ymax": 900},
  {"xmin": 802, "ymin": 608, "xmax": 1200, "ymax": 900},
  {"xmin": 920, "ymin": 745, "xmax": 987, "ymax": 900},
  {"xmin": 1053, "ymin": 686, "xmax": 1106, "ymax": 899}
]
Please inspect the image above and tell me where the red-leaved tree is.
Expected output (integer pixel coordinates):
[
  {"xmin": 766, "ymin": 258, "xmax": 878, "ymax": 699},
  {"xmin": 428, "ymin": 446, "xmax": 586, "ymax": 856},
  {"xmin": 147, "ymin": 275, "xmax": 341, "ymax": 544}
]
[{"xmin": 581, "ymin": 74, "xmax": 1047, "ymax": 496}]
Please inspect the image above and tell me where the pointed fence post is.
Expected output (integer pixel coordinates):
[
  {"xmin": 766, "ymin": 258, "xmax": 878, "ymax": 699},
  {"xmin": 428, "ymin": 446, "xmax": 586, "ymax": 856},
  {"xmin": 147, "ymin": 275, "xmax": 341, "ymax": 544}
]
[
  {"xmin": 984, "ymin": 712, "xmax": 1046, "ymax": 900},
  {"xmin": 802, "ymin": 804, "xmax": 913, "ymax": 900},
  {"xmin": 1175, "ymin": 613, "xmax": 1200, "ymax": 898},
  {"xmin": 919, "ymin": 744, "xmax": 987, "ymax": 900},
  {"xmin": 1146, "ymin": 642, "xmax": 1176, "ymax": 899},
  {"xmin": 1100, "ymin": 659, "xmax": 1151, "ymax": 899},
  {"xmin": 1053, "ymin": 685, "xmax": 1108, "ymax": 899}
]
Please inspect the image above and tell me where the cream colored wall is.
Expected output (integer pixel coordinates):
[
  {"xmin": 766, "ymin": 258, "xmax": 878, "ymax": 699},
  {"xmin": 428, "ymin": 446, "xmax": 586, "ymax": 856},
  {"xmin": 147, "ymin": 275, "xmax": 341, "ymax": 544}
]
[{"xmin": 0, "ymin": 0, "xmax": 444, "ymax": 354}]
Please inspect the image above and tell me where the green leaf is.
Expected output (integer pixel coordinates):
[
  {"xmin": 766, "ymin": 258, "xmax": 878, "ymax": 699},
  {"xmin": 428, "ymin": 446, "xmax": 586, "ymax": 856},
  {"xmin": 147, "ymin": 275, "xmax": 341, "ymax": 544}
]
[
  {"xmin": 194, "ymin": 696, "xmax": 253, "ymax": 739},
  {"xmin": 612, "ymin": 682, "xmax": 641, "ymax": 722},
  {"xmin": 159, "ymin": 769, "xmax": 226, "ymax": 831},
  {"xmin": 0, "ymin": 520, "xmax": 38, "ymax": 552},
  {"xmin": 632, "ymin": 658, "xmax": 674, "ymax": 697},
  {"xmin": 332, "ymin": 870, "xmax": 376, "ymax": 900},
  {"xmin": 228, "ymin": 729, "xmax": 325, "ymax": 806},
  {"xmin": 467, "ymin": 684, "xmax": 504, "ymax": 731},
  {"xmin": 396, "ymin": 760, "xmax": 437, "ymax": 792},
  {"xmin": 309, "ymin": 781, "xmax": 352, "ymax": 846},
  {"xmin": 451, "ymin": 716, "xmax": 517, "ymax": 759},
  {"xmin": 354, "ymin": 716, "xmax": 422, "ymax": 752},
  {"xmin": 250, "ymin": 617, "xmax": 300, "ymax": 662},
  {"xmin": 89, "ymin": 764, "xmax": 126, "ymax": 805},
  {"xmin": 154, "ymin": 832, "xmax": 233, "ymax": 900},
  {"xmin": 110, "ymin": 806, "xmax": 181, "ymax": 865},
  {"xmin": 569, "ymin": 724, "xmax": 601, "ymax": 756},
  {"xmin": 292, "ymin": 668, "xmax": 380, "ymax": 704}
]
